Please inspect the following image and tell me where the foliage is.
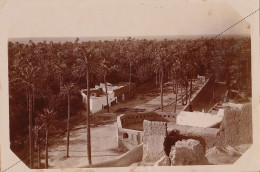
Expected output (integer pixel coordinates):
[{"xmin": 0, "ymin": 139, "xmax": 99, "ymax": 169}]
[{"xmin": 8, "ymin": 36, "xmax": 251, "ymax": 151}]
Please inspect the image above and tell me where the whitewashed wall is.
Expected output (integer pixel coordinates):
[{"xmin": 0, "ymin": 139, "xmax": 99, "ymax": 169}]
[{"xmin": 90, "ymin": 92, "xmax": 117, "ymax": 114}]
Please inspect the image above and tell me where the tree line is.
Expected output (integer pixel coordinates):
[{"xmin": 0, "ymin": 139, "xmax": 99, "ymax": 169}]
[{"xmin": 8, "ymin": 36, "xmax": 251, "ymax": 168}]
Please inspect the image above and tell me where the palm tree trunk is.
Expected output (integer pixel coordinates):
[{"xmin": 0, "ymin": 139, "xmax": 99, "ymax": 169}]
[
  {"xmin": 104, "ymin": 74, "xmax": 109, "ymax": 113},
  {"xmin": 181, "ymin": 85, "xmax": 184, "ymax": 105},
  {"xmin": 185, "ymin": 82, "xmax": 188, "ymax": 105},
  {"xmin": 189, "ymin": 76, "xmax": 192, "ymax": 100},
  {"xmin": 45, "ymin": 123, "xmax": 49, "ymax": 169},
  {"xmin": 129, "ymin": 62, "xmax": 132, "ymax": 94},
  {"xmin": 172, "ymin": 77, "xmax": 175, "ymax": 94},
  {"xmin": 29, "ymin": 93, "xmax": 34, "ymax": 168},
  {"xmin": 37, "ymin": 139, "xmax": 40, "ymax": 169},
  {"xmin": 213, "ymin": 75, "xmax": 216, "ymax": 102},
  {"xmin": 156, "ymin": 70, "xmax": 158, "ymax": 86},
  {"xmin": 32, "ymin": 89, "xmax": 35, "ymax": 112},
  {"xmin": 174, "ymin": 82, "xmax": 178, "ymax": 113},
  {"xmin": 26, "ymin": 93, "xmax": 29, "ymax": 111},
  {"xmin": 160, "ymin": 69, "xmax": 164, "ymax": 112},
  {"xmin": 226, "ymin": 68, "xmax": 230, "ymax": 90},
  {"xmin": 238, "ymin": 58, "xmax": 242, "ymax": 92},
  {"xmin": 158, "ymin": 69, "xmax": 161, "ymax": 91},
  {"xmin": 86, "ymin": 67, "xmax": 92, "ymax": 165},
  {"xmin": 59, "ymin": 74, "xmax": 62, "ymax": 91},
  {"xmin": 66, "ymin": 93, "xmax": 70, "ymax": 157}
]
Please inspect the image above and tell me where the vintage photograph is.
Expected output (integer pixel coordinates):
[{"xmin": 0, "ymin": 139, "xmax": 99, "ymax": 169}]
[{"xmin": 2, "ymin": 0, "xmax": 258, "ymax": 171}]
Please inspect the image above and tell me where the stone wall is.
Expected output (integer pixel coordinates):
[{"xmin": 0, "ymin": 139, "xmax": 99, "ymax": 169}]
[
  {"xmin": 142, "ymin": 120, "xmax": 167, "ymax": 162},
  {"xmin": 169, "ymin": 139, "xmax": 208, "ymax": 165}
]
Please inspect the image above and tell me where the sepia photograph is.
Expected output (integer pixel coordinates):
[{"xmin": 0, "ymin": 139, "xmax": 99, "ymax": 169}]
[{"xmin": 1, "ymin": 0, "xmax": 260, "ymax": 171}]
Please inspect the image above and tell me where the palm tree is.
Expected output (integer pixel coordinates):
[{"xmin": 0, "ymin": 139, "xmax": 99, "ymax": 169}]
[
  {"xmin": 33, "ymin": 117, "xmax": 44, "ymax": 169},
  {"xmin": 11, "ymin": 60, "xmax": 42, "ymax": 168},
  {"xmin": 72, "ymin": 40, "xmax": 100, "ymax": 165},
  {"xmin": 154, "ymin": 41, "xmax": 170, "ymax": 112},
  {"xmin": 98, "ymin": 41, "xmax": 116, "ymax": 113},
  {"xmin": 39, "ymin": 108, "xmax": 57, "ymax": 169},
  {"xmin": 60, "ymin": 82, "xmax": 77, "ymax": 157}
]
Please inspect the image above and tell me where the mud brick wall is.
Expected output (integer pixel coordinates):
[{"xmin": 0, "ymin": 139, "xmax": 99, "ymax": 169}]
[
  {"xmin": 114, "ymin": 83, "xmax": 136, "ymax": 100},
  {"xmin": 184, "ymin": 79, "xmax": 226, "ymax": 112},
  {"xmin": 86, "ymin": 144, "xmax": 143, "ymax": 168},
  {"xmin": 119, "ymin": 112, "xmax": 167, "ymax": 128},
  {"xmin": 142, "ymin": 120, "xmax": 167, "ymax": 162},
  {"xmin": 117, "ymin": 112, "xmax": 167, "ymax": 151},
  {"xmin": 166, "ymin": 124, "xmax": 222, "ymax": 153},
  {"xmin": 221, "ymin": 103, "xmax": 252, "ymax": 146},
  {"xmin": 117, "ymin": 128, "xmax": 143, "ymax": 152}
]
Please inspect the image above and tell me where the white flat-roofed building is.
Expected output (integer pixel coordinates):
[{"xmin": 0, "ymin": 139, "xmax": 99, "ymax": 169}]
[{"xmin": 81, "ymin": 82, "xmax": 136, "ymax": 114}]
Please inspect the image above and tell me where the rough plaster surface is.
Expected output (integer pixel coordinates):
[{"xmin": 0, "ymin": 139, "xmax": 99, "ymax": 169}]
[
  {"xmin": 221, "ymin": 103, "xmax": 252, "ymax": 146},
  {"xmin": 142, "ymin": 120, "xmax": 167, "ymax": 162},
  {"xmin": 169, "ymin": 139, "xmax": 208, "ymax": 165}
]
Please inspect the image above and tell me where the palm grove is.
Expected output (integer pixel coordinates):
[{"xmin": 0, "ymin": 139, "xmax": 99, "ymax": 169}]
[{"xmin": 8, "ymin": 36, "xmax": 251, "ymax": 168}]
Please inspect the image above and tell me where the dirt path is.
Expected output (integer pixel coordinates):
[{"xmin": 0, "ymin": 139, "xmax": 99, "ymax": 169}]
[{"xmin": 46, "ymin": 122, "xmax": 122, "ymax": 168}]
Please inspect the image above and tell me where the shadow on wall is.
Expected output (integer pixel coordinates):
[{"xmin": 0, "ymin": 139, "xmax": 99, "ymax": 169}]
[
  {"xmin": 163, "ymin": 130, "xmax": 207, "ymax": 156},
  {"xmin": 184, "ymin": 78, "xmax": 227, "ymax": 112}
]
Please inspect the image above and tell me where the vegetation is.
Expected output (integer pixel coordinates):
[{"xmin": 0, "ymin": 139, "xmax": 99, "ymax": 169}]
[{"xmin": 8, "ymin": 36, "xmax": 251, "ymax": 168}]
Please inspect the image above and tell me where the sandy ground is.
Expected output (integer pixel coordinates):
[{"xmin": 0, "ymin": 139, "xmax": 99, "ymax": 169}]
[{"xmin": 46, "ymin": 122, "xmax": 122, "ymax": 168}]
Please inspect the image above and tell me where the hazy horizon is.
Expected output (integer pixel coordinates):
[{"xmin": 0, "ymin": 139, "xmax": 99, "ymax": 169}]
[{"xmin": 9, "ymin": 34, "xmax": 250, "ymax": 43}]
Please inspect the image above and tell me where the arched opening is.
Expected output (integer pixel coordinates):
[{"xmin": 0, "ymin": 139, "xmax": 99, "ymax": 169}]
[{"xmin": 123, "ymin": 133, "xmax": 128, "ymax": 139}]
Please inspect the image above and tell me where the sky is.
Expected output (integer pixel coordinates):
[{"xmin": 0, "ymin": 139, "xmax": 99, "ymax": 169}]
[{"xmin": 4, "ymin": 0, "xmax": 251, "ymax": 39}]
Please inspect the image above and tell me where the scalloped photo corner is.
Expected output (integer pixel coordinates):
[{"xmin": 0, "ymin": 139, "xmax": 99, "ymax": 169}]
[{"xmin": 0, "ymin": 0, "xmax": 259, "ymax": 172}]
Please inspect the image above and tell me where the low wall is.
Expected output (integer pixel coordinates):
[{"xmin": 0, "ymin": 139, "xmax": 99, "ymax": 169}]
[
  {"xmin": 114, "ymin": 83, "xmax": 136, "ymax": 100},
  {"xmin": 119, "ymin": 112, "xmax": 166, "ymax": 128},
  {"xmin": 155, "ymin": 111, "xmax": 176, "ymax": 121},
  {"xmin": 90, "ymin": 92, "xmax": 117, "ymax": 114},
  {"xmin": 118, "ymin": 128, "xmax": 143, "ymax": 151},
  {"xmin": 184, "ymin": 79, "xmax": 227, "ymax": 112},
  {"xmin": 117, "ymin": 112, "xmax": 168, "ymax": 151},
  {"xmin": 84, "ymin": 144, "xmax": 143, "ymax": 168}
]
